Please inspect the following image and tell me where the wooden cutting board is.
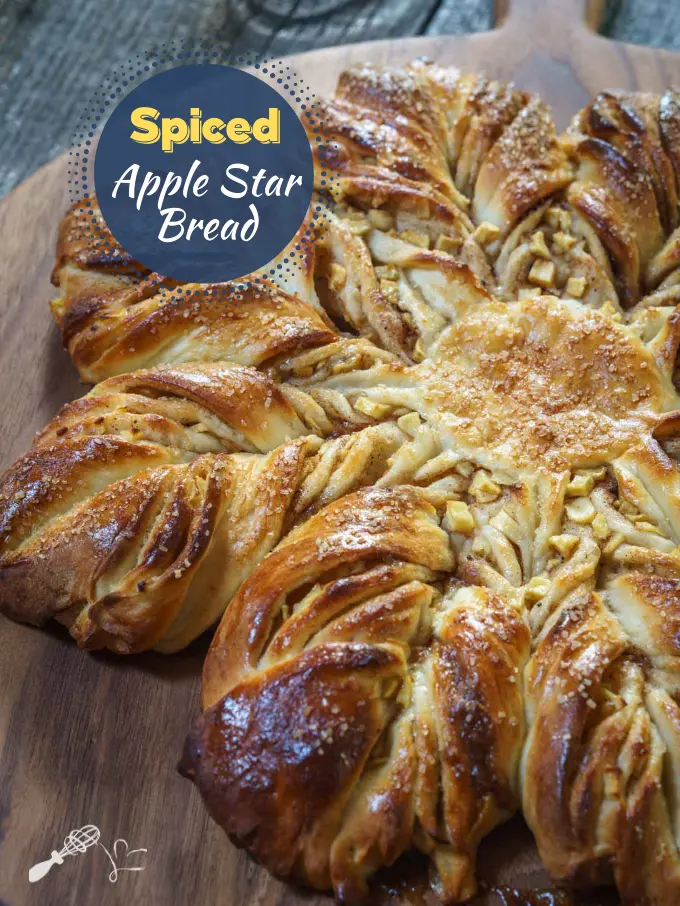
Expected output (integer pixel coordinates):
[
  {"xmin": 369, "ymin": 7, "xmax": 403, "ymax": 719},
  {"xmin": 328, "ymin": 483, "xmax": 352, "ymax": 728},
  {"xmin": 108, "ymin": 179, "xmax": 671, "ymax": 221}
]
[{"xmin": 1, "ymin": 2, "xmax": 679, "ymax": 904}]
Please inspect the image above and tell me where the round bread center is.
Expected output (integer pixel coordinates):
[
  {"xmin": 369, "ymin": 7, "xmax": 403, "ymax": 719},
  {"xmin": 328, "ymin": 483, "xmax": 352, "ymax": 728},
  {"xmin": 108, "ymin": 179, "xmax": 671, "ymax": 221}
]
[{"xmin": 420, "ymin": 295, "xmax": 667, "ymax": 470}]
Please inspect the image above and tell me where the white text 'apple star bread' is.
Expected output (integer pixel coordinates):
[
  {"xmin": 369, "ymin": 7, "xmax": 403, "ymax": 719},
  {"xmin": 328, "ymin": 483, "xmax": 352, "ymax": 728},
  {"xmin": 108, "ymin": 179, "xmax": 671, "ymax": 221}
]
[{"xmin": 2, "ymin": 62, "xmax": 680, "ymax": 905}]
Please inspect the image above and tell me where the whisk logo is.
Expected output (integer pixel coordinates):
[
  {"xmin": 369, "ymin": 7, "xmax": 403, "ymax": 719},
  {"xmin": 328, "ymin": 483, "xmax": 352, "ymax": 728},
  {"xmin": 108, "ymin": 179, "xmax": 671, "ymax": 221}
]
[{"xmin": 28, "ymin": 824, "xmax": 147, "ymax": 885}]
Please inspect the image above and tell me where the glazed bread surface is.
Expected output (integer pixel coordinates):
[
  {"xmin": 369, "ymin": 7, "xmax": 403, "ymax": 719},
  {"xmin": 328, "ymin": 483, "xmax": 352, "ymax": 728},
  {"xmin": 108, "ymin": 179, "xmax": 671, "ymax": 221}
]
[{"xmin": 2, "ymin": 62, "xmax": 680, "ymax": 905}]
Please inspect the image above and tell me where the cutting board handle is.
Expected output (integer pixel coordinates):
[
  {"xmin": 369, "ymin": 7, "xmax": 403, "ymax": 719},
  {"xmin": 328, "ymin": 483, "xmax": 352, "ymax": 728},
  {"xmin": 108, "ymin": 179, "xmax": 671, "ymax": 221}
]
[{"xmin": 493, "ymin": 0, "xmax": 606, "ymax": 33}]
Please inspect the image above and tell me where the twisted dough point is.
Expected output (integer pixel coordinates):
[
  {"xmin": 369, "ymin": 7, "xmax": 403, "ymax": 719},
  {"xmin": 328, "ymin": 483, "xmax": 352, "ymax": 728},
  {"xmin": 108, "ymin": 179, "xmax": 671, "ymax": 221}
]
[
  {"xmin": 523, "ymin": 586, "xmax": 680, "ymax": 904},
  {"xmin": 0, "ymin": 362, "xmax": 412, "ymax": 652},
  {"xmin": 517, "ymin": 440, "xmax": 680, "ymax": 905},
  {"xmin": 183, "ymin": 487, "xmax": 529, "ymax": 904},
  {"xmin": 496, "ymin": 90, "xmax": 680, "ymax": 312},
  {"xmin": 51, "ymin": 202, "xmax": 336, "ymax": 383},
  {"xmin": 314, "ymin": 65, "xmax": 680, "ymax": 342},
  {"xmin": 10, "ymin": 60, "xmax": 680, "ymax": 906},
  {"xmin": 316, "ymin": 62, "xmax": 571, "ymax": 239},
  {"xmin": 51, "ymin": 63, "xmax": 574, "ymax": 374},
  {"xmin": 309, "ymin": 63, "xmax": 572, "ymax": 361}
]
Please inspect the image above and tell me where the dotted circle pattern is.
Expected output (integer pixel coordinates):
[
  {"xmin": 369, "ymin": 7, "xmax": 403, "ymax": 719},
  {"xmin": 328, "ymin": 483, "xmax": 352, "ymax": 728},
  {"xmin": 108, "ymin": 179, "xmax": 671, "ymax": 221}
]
[{"xmin": 67, "ymin": 41, "xmax": 338, "ymax": 308}]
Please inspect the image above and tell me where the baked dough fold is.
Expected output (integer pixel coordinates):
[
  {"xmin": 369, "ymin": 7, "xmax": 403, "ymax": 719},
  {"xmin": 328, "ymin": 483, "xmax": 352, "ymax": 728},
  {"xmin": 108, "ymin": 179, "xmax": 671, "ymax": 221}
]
[{"xmin": 3, "ymin": 62, "xmax": 680, "ymax": 905}]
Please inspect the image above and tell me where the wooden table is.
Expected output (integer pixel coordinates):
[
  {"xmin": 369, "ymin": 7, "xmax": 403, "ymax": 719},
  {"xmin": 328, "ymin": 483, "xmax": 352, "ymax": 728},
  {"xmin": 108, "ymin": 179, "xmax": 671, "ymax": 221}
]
[{"xmin": 1, "ymin": 0, "xmax": 680, "ymax": 197}]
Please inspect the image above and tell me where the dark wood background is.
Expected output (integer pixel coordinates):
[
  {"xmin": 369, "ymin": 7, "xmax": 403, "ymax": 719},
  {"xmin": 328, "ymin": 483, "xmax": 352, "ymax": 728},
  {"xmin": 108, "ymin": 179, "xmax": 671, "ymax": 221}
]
[
  {"xmin": 1, "ymin": 2, "xmax": 680, "ymax": 906},
  {"xmin": 2, "ymin": 0, "xmax": 680, "ymax": 197}
]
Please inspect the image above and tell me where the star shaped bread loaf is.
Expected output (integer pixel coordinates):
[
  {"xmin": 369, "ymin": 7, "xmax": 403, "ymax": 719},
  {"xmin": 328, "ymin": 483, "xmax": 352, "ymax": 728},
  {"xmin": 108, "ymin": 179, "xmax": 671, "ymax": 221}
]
[{"xmin": 2, "ymin": 61, "xmax": 680, "ymax": 905}]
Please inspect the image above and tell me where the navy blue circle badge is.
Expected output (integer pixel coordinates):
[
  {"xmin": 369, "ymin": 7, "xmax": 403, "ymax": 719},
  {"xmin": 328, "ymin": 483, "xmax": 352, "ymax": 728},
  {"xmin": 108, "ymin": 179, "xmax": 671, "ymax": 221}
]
[{"xmin": 93, "ymin": 63, "xmax": 314, "ymax": 283}]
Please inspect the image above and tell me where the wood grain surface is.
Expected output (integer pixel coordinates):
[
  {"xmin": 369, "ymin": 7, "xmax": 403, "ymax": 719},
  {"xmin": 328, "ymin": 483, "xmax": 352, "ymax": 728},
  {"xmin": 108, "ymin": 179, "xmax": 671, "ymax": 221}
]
[
  {"xmin": 3, "ymin": 0, "xmax": 680, "ymax": 198},
  {"xmin": 1, "ymin": 2, "xmax": 679, "ymax": 904}
]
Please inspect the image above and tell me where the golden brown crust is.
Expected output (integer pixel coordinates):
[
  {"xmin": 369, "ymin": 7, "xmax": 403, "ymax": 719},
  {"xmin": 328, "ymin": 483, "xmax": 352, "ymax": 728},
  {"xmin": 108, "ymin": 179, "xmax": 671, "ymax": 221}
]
[
  {"xmin": 52, "ymin": 268, "xmax": 337, "ymax": 383},
  {"xmin": 3, "ymin": 62, "xmax": 680, "ymax": 905},
  {"xmin": 184, "ymin": 488, "xmax": 529, "ymax": 903},
  {"xmin": 523, "ymin": 585, "xmax": 680, "ymax": 903},
  {"xmin": 300, "ymin": 292, "xmax": 672, "ymax": 471},
  {"xmin": 0, "ymin": 362, "xmax": 415, "ymax": 652},
  {"xmin": 473, "ymin": 98, "xmax": 573, "ymax": 235},
  {"xmin": 489, "ymin": 89, "xmax": 680, "ymax": 314},
  {"xmin": 51, "ymin": 199, "xmax": 335, "ymax": 382}
]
